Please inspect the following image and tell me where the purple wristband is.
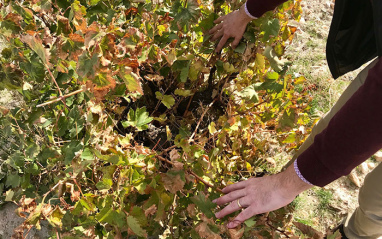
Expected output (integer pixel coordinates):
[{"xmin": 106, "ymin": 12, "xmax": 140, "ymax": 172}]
[{"xmin": 294, "ymin": 159, "xmax": 314, "ymax": 186}]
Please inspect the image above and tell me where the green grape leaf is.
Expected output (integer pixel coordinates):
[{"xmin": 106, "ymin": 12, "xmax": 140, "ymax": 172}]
[
  {"xmin": 127, "ymin": 215, "xmax": 147, "ymax": 237},
  {"xmin": 155, "ymin": 92, "xmax": 175, "ymax": 109},
  {"xmin": 262, "ymin": 19, "xmax": 280, "ymax": 41},
  {"xmin": 81, "ymin": 148, "xmax": 94, "ymax": 160},
  {"xmin": 191, "ymin": 192, "xmax": 216, "ymax": 219},
  {"xmin": 236, "ymin": 85, "xmax": 259, "ymax": 103},
  {"xmin": 280, "ymin": 109, "xmax": 296, "ymax": 129},
  {"xmin": 172, "ymin": 0, "xmax": 200, "ymax": 29},
  {"xmin": 122, "ymin": 107, "xmax": 153, "ymax": 131},
  {"xmin": 174, "ymin": 89, "xmax": 193, "ymax": 97},
  {"xmin": 264, "ymin": 46, "xmax": 291, "ymax": 72},
  {"xmin": 234, "ymin": 42, "xmax": 246, "ymax": 54},
  {"xmin": 76, "ymin": 51, "xmax": 99, "ymax": 80},
  {"xmin": 5, "ymin": 173, "xmax": 21, "ymax": 188}
]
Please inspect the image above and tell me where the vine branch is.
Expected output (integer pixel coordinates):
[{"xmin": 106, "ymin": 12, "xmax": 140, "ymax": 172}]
[
  {"xmin": 37, "ymin": 87, "xmax": 86, "ymax": 108},
  {"xmin": 188, "ymin": 98, "xmax": 217, "ymax": 142},
  {"xmin": 156, "ymin": 155, "xmax": 223, "ymax": 193}
]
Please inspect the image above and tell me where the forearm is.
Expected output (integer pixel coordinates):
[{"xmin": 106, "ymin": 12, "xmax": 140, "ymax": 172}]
[{"xmin": 297, "ymin": 58, "xmax": 382, "ymax": 187}]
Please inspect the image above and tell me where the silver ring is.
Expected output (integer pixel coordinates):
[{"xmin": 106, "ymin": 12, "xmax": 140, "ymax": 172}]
[{"xmin": 237, "ymin": 199, "xmax": 244, "ymax": 209}]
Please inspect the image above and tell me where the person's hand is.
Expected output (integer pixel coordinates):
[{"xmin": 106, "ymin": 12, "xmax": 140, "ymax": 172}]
[
  {"xmin": 209, "ymin": 4, "xmax": 253, "ymax": 52},
  {"xmin": 213, "ymin": 165, "xmax": 313, "ymax": 228}
]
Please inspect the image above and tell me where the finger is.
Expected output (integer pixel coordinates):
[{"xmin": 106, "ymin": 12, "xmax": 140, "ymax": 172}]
[
  {"xmin": 209, "ymin": 23, "xmax": 223, "ymax": 35},
  {"xmin": 231, "ymin": 37, "xmax": 241, "ymax": 49},
  {"xmin": 215, "ymin": 199, "xmax": 242, "ymax": 219},
  {"xmin": 214, "ymin": 15, "xmax": 225, "ymax": 24},
  {"xmin": 227, "ymin": 206, "xmax": 257, "ymax": 228},
  {"xmin": 213, "ymin": 189, "xmax": 246, "ymax": 205},
  {"xmin": 215, "ymin": 34, "xmax": 230, "ymax": 52},
  {"xmin": 222, "ymin": 180, "xmax": 248, "ymax": 193},
  {"xmin": 211, "ymin": 29, "xmax": 224, "ymax": 41}
]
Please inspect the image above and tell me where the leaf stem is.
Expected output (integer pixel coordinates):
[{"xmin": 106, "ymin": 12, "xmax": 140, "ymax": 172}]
[{"xmin": 45, "ymin": 64, "xmax": 63, "ymax": 97}]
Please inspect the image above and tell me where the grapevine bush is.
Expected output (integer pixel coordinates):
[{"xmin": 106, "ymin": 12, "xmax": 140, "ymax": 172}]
[{"xmin": 0, "ymin": 0, "xmax": 313, "ymax": 238}]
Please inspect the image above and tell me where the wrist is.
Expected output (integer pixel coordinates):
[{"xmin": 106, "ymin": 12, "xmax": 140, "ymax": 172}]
[{"xmin": 279, "ymin": 163, "xmax": 313, "ymax": 198}]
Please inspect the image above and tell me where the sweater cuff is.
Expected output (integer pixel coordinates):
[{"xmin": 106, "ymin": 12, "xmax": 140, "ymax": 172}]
[
  {"xmin": 294, "ymin": 159, "xmax": 314, "ymax": 186},
  {"xmin": 245, "ymin": 0, "xmax": 288, "ymax": 18},
  {"xmin": 296, "ymin": 144, "xmax": 343, "ymax": 187},
  {"xmin": 244, "ymin": 1, "xmax": 258, "ymax": 19}
]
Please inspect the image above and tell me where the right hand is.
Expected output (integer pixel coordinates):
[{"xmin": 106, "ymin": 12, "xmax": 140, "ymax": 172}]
[{"xmin": 209, "ymin": 4, "xmax": 253, "ymax": 52}]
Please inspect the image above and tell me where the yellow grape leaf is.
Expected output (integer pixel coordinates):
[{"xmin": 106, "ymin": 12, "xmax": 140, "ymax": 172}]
[{"xmin": 120, "ymin": 70, "xmax": 143, "ymax": 95}]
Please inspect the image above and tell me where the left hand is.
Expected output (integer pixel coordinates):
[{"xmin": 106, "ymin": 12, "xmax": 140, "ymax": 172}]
[{"xmin": 213, "ymin": 165, "xmax": 312, "ymax": 228}]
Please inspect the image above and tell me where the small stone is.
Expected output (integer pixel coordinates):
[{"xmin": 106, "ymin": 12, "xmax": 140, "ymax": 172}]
[
  {"xmin": 367, "ymin": 162, "xmax": 376, "ymax": 170},
  {"xmin": 374, "ymin": 151, "xmax": 382, "ymax": 162},
  {"xmin": 359, "ymin": 162, "xmax": 369, "ymax": 174},
  {"xmin": 348, "ymin": 170, "xmax": 361, "ymax": 187}
]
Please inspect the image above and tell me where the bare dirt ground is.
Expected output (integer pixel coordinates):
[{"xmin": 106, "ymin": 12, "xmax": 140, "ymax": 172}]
[{"xmin": 285, "ymin": 0, "xmax": 381, "ymax": 233}]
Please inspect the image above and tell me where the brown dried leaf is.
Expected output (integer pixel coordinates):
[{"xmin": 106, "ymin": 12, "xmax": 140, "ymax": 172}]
[
  {"xmin": 293, "ymin": 221, "xmax": 324, "ymax": 239},
  {"xmin": 195, "ymin": 222, "xmax": 222, "ymax": 239},
  {"xmin": 144, "ymin": 204, "xmax": 157, "ymax": 217},
  {"xmin": 173, "ymin": 161, "xmax": 184, "ymax": 170},
  {"xmin": 41, "ymin": 204, "xmax": 54, "ymax": 217},
  {"xmin": 18, "ymin": 196, "xmax": 37, "ymax": 214},
  {"xmin": 228, "ymin": 227, "xmax": 244, "ymax": 239},
  {"xmin": 186, "ymin": 204, "xmax": 197, "ymax": 217},
  {"xmin": 227, "ymin": 117, "xmax": 236, "ymax": 126},
  {"xmin": 72, "ymin": 3, "xmax": 87, "ymax": 32},
  {"xmin": 0, "ymin": 106, "xmax": 10, "ymax": 115},
  {"xmin": 169, "ymin": 149, "xmax": 181, "ymax": 161},
  {"xmin": 70, "ymin": 191, "xmax": 81, "ymax": 202},
  {"xmin": 161, "ymin": 172, "xmax": 185, "ymax": 194},
  {"xmin": 119, "ymin": 58, "xmax": 140, "ymax": 70},
  {"xmin": 69, "ymin": 33, "xmax": 85, "ymax": 43},
  {"xmin": 5, "ymin": 13, "xmax": 23, "ymax": 27},
  {"xmin": 12, "ymin": 224, "xmax": 32, "ymax": 239}
]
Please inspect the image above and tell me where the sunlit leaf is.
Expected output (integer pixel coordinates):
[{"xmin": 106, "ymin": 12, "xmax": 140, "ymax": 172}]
[
  {"xmin": 155, "ymin": 92, "xmax": 175, "ymax": 109},
  {"xmin": 122, "ymin": 107, "xmax": 153, "ymax": 131}
]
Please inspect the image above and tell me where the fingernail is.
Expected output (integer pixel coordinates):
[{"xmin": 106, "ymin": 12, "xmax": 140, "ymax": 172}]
[
  {"xmin": 227, "ymin": 222, "xmax": 233, "ymax": 228},
  {"xmin": 212, "ymin": 199, "xmax": 217, "ymax": 203}
]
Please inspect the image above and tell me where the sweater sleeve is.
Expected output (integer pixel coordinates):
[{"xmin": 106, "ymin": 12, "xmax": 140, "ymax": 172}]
[
  {"xmin": 297, "ymin": 58, "xmax": 382, "ymax": 187},
  {"xmin": 245, "ymin": 0, "xmax": 288, "ymax": 18}
]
